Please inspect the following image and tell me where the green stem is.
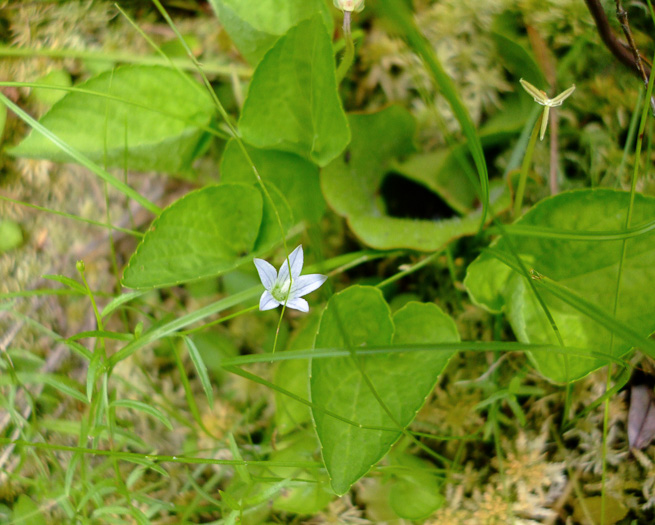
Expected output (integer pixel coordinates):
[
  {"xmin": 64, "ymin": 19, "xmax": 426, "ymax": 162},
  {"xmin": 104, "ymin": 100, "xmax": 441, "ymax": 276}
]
[
  {"xmin": 272, "ymin": 305, "xmax": 286, "ymax": 354},
  {"xmin": 0, "ymin": 45, "xmax": 252, "ymax": 78},
  {"xmin": 601, "ymin": 55, "xmax": 655, "ymax": 524},
  {"xmin": 336, "ymin": 27, "xmax": 355, "ymax": 84},
  {"xmin": 0, "ymin": 92, "xmax": 162, "ymax": 215},
  {"xmin": 513, "ymin": 113, "xmax": 542, "ymax": 218}
]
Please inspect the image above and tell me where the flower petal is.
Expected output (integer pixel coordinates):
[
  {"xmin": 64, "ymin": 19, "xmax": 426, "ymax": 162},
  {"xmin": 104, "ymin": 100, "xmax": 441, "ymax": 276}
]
[
  {"xmin": 278, "ymin": 245, "xmax": 304, "ymax": 282},
  {"xmin": 259, "ymin": 291, "xmax": 280, "ymax": 311},
  {"xmin": 290, "ymin": 274, "xmax": 327, "ymax": 298},
  {"xmin": 285, "ymin": 297, "xmax": 309, "ymax": 312},
  {"xmin": 253, "ymin": 258, "xmax": 277, "ymax": 290}
]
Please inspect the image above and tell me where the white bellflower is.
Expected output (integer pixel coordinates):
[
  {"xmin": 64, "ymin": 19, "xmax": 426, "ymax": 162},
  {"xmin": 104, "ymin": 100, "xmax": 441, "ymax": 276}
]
[{"xmin": 254, "ymin": 245, "xmax": 327, "ymax": 313}]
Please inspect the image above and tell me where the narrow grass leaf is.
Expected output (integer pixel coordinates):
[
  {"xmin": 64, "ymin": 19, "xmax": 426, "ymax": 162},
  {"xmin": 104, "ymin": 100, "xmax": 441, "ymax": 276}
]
[
  {"xmin": 373, "ymin": 0, "xmax": 489, "ymax": 229},
  {"xmin": 18, "ymin": 373, "xmax": 87, "ymax": 404},
  {"xmin": 111, "ymin": 399, "xmax": 174, "ymax": 431},
  {"xmin": 101, "ymin": 291, "xmax": 146, "ymax": 319},
  {"xmin": 0, "ymin": 92, "xmax": 161, "ymax": 215},
  {"xmin": 43, "ymin": 274, "xmax": 86, "ymax": 294},
  {"xmin": 184, "ymin": 336, "xmax": 214, "ymax": 410},
  {"xmin": 227, "ymin": 433, "xmax": 251, "ymax": 484}
]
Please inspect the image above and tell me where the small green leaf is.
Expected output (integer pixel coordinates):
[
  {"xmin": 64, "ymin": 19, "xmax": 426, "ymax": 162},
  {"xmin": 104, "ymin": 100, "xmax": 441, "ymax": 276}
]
[
  {"xmin": 9, "ymin": 65, "xmax": 214, "ymax": 174},
  {"xmin": 239, "ymin": 15, "xmax": 350, "ymax": 167},
  {"xmin": 227, "ymin": 433, "xmax": 252, "ymax": 484},
  {"xmin": 100, "ymin": 291, "xmax": 146, "ymax": 319},
  {"xmin": 0, "ymin": 220, "xmax": 23, "ymax": 253},
  {"xmin": 311, "ymin": 287, "xmax": 459, "ymax": 494},
  {"xmin": 42, "ymin": 274, "xmax": 86, "ymax": 293},
  {"xmin": 208, "ymin": 0, "xmax": 333, "ymax": 65},
  {"xmin": 0, "ymin": 103, "xmax": 7, "ymax": 144},
  {"xmin": 465, "ymin": 189, "xmax": 655, "ymax": 383},
  {"xmin": 270, "ymin": 433, "xmax": 333, "ymax": 515},
  {"xmin": 11, "ymin": 495, "xmax": 45, "ymax": 525},
  {"xmin": 221, "ymin": 139, "xmax": 326, "ymax": 223},
  {"xmin": 122, "ymin": 183, "xmax": 284, "ymax": 289},
  {"xmin": 184, "ymin": 336, "xmax": 214, "ymax": 410},
  {"xmin": 27, "ymin": 374, "xmax": 87, "ymax": 404},
  {"xmin": 111, "ymin": 399, "xmax": 174, "ymax": 431},
  {"xmin": 388, "ymin": 453, "xmax": 445, "ymax": 520}
]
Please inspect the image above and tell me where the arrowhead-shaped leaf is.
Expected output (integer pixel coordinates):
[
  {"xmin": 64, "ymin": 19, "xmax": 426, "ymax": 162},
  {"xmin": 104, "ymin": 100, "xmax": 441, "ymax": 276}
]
[
  {"xmin": 311, "ymin": 286, "xmax": 459, "ymax": 494},
  {"xmin": 321, "ymin": 106, "xmax": 510, "ymax": 250},
  {"xmin": 9, "ymin": 66, "xmax": 214, "ymax": 175},
  {"xmin": 465, "ymin": 189, "xmax": 655, "ymax": 383},
  {"xmin": 208, "ymin": 0, "xmax": 332, "ymax": 65},
  {"xmin": 122, "ymin": 183, "xmax": 292, "ymax": 289},
  {"xmin": 221, "ymin": 139, "xmax": 326, "ymax": 223},
  {"xmin": 239, "ymin": 15, "xmax": 350, "ymax": 167}
]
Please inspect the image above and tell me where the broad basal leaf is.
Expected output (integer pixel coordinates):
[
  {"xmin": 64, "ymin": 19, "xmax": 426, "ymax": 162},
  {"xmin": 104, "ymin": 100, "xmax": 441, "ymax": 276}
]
[
  {"xmin": 10, "ymin": 65, "xmax": 214, "ymax": 175},
  {"xmin": 311, "ymin": 286, "xmax": 459, "ymax": 494},
  {"xmin": 122, "ymin": 183, "xmax": 292, "ymax": 289},
  {"xmin": 239, "ymin": 15, "xmax": 350, "ymax": 167},
  {"xmin": 321, "ymin": 106, "xmax": 510, "ymax": 250},
  {"xmin": 221, "ymin": 139, "xmax": 326, "ymax": 223},
  {"xmin": 465, "ymin": 189, "xmax": 655, "ymax": 383},
  {"xmin": 209, "ymin": 0, "xmax": 332, "ymax": 65}
]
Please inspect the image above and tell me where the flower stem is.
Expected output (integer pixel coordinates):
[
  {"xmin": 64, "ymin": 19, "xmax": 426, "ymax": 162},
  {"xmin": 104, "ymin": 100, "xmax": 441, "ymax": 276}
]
[
  {"xmin": 513, "ymin": 112, "xmax": 542, "ymax": 219},
  {"xmin": 336, "ymin": 16, "xmax": 355, "ymax": 85},
  {"xmin": 272, "ymin": 305, "xmax": 286, "ymax": 354}
]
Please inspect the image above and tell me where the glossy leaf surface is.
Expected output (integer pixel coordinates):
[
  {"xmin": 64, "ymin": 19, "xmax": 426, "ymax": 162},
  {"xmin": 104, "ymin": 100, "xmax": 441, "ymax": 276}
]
[
  {"xmin": 311, "ymin": 287, "xmax": 459, "ymax": 494},
  {"xmin": 10, "ymin": 66, "xmax": 214, "ymax": 174},
  {"xmin": 239, "ymin": 15, "xmax": 350, "ymax": 167},
  {"xmin": 465, "ymin": 189, "xmax": 655, "ymax": 383}
]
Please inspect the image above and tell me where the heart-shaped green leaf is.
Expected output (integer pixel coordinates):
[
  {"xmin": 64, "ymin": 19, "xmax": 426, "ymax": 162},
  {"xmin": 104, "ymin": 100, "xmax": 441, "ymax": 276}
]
[
  {"xmin": 311, "ymin": 286, "xmax": 459, "ymax": 494},
  {"xmin": 321, "ymin": 106, "xmax": 510, "ymax": 250},
  {"xmin": 9, "ymin": 66, "xmax": 214, "ymax": 175},
  {"xmin": 208, "ymin": 0, "xmax": 332, "ymax": 65},
  {"xmin": 221, "ymin": 139, "xmax": 326, "ymax": 223},
  {"xmin": 465, "ymin": 189, "xmax": 655, "ymax": 383},
  {"xmin": 239, "ymin": 15, "xmax": 350, "ymax": 167},
  {"xmin": 122, "ymin": 183, "xmax": 292, "ymax": 289}
]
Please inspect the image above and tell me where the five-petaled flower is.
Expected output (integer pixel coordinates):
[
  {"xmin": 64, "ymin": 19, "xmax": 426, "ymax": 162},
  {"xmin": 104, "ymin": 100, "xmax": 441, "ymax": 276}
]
[
  {"xmin": 520, "ymin": 79, "xmax": 575, "ymax": 141},
  {"xmin": 254, "ymin": 245, "xmax": 327, "ymax": 313}
]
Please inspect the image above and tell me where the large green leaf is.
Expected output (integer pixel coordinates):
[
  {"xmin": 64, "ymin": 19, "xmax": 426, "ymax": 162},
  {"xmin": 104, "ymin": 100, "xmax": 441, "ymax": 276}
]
[
  {"xmin": 221, "ymin": 139, "xmax": 326, "ymax": 223},
  {"xmin": 311, "ymin": 286, "xmax": 459, "ymax": 494},
  {"xmin": 464, "ymin": 189, "xmax": 655, "ymax": 383},
  {"xmin": 321, "ymin": 107, "xmax": 510, "ymax": 251},
  {"xmin": 209, "ymin": 0, "xmax": 332, "ymax": 65},
  {"xmin": 9, "ymin": 65, "xmax": 214, "ymax": 174},
  {"xmin": 239, "ymin": 15, "xmax": 350, "ymax": 167},
  {"xmin": 122, "ymin": 183, "xmax": 292, "ymax": 289}
]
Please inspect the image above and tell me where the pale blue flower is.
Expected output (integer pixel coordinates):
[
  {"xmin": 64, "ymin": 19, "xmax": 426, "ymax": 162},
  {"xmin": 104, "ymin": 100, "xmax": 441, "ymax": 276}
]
[{"xmin": 254, "ymin": 245, "xmax": 327, "ymax": 313}]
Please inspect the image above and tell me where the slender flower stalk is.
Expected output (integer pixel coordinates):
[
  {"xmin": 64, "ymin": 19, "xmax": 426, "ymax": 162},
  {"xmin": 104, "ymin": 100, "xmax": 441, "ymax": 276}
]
[
  {"xmin": 514, "ymin": 79, "xmax": 576, "ymax": 217},
  {"xmin": 334, "ymin": 0, "xmax": 364, "ymax": 83}
]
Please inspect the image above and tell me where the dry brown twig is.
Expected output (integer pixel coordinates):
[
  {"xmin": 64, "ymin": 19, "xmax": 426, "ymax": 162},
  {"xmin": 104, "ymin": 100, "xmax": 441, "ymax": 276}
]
[{"xmin": 584, "ymin": 0, "xmax": 655, "ymax": 113}]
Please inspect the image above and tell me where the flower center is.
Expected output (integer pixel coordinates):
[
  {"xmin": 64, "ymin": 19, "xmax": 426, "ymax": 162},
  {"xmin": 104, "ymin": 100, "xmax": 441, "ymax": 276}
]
[{"xmin": 271, "ymin": 279, "xmax": 292, "ymax": 303}]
